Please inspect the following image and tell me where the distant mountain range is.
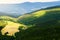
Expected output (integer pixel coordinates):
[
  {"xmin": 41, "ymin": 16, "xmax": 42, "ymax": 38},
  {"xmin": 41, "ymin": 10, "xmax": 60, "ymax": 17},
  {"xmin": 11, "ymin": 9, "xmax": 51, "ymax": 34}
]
[
  {"xmin": 17, "ymin": 6, "xmax": 60, "ymax": 25},
  {"xmin": 0, "ymin": 1, "xmax": 60, "ymax": 17}
]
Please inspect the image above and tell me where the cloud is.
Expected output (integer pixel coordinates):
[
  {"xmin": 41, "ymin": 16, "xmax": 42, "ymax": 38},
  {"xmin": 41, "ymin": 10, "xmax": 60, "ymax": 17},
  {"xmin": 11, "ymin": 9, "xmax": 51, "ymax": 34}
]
[
  {"xmin": 28, "ymin": 0, "xmax": 59, "ymax": 2},
  {"xmin": 0, "ymin": 0, "xmax": 59, "ymax": 4},
  {"xmin": 0, "ymin": 0, "xmax": 21, "ymax": 4}
]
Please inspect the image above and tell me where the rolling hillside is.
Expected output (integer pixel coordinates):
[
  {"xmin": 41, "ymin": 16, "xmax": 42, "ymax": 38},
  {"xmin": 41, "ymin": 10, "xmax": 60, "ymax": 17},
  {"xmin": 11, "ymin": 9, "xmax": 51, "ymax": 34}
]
[
  {"xmin": 16, "ymin": 6, "xmax": 60, "ymax": 40},
  {"xmin": 18, "ymin": 6, "xmax": 60, "ymax": 25},
  {"xmin": 0, "ymin": 16, "xmax": 28, "ymax": 40},
  {"xmin": 0, "ymin": 16, "xmax": 17, "ymax": 22},
  {"xmin": 0, "ymin": 6, "xmax": 60, "ymax": 40}
]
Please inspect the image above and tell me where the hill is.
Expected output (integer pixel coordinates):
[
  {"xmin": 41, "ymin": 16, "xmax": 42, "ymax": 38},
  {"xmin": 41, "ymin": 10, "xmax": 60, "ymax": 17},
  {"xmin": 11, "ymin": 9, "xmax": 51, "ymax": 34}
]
[
  {"xmin": 0, "ymin": 16, "xmax": 28, "ymax": 40},
  {"xmin": 16, "ymin": 6, "xmax": 60, "ymax": 40},
  {"xmin": 0, "ymin": 6, "xmax": 60, "ymax": 40},
  {"xmin": 0, "ymin": 16, "xmax": 17, "ymax": 22},
  {"xmin": 18, "ymin": 6, "xmax": 60, "ymax": 25}
]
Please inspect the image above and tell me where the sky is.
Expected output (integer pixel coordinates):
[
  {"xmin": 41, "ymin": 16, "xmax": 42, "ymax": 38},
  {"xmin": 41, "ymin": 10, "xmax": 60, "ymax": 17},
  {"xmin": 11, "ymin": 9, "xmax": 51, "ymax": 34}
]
[{"xmin": 0, "ymin": 0, "xmax": 59, "ymax": 4}]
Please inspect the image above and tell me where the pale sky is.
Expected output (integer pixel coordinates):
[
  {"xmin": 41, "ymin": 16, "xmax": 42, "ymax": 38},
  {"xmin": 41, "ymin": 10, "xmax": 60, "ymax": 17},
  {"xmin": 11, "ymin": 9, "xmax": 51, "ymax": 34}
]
[{"xmin": 0, "ymin": 0, "xmax": 59, "ymax": 4}]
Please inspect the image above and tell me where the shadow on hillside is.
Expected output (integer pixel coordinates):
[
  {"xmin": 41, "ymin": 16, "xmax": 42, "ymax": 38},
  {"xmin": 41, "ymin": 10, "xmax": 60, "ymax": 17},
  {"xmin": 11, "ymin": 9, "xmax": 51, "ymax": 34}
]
[
  {"xmin": 0, "ymin": 10, "xmax": 60, "ymax": 40},
  {"xmin": 15, "ymin": 10, "xmax": 60, "ymax": 40}
]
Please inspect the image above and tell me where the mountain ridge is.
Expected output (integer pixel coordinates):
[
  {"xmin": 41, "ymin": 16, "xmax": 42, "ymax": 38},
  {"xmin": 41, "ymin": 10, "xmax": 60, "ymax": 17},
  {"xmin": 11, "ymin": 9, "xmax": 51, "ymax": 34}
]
[{"xmin": 0, "ymin": 1, "xmax": 60, "ymax": 17}]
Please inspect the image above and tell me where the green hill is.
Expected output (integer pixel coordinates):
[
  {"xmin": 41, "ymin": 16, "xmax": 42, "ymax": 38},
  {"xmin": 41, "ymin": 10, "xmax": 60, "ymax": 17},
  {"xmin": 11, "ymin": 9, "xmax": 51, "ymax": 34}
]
[
  {"xmin": 0, "ymin": 6, "xmax": 60, "ymax": 40},
  {"xmin": 16, "ymin": 6, "xmax": 60, "ymax": 40},
  {"xmin": 0, "ymin": 16, "xmax": 28, "ymax": 40},
  {"xmin": 18, "ymin": 7, "xmax": 60, "ymax": 25},
  {"xmin": 0, "ymin": 16, "xmax": 17, "ymax": 22}
]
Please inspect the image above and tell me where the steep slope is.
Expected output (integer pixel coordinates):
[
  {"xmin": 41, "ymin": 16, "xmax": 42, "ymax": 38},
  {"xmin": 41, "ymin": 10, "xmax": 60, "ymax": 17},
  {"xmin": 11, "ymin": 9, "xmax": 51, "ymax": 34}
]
[
  {"xmin": 16, "ymin": 6, "xmax": 60, "ymax": 40},
  {"xmin": 18, "ymin": 7, "xmax": 60, "ymax": 25}
]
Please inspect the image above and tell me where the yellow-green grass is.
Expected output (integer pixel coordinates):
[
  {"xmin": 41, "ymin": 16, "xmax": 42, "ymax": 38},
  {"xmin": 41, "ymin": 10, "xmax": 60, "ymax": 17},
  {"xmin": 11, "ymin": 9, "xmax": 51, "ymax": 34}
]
[
  {"xmin": 0, "ymin": 16, "xmax": 17, "ymax": 22},
  {"xmin": 18, "ymin": 8, "xmax": 60, "ymax": 20},
  {"xmin": 1, "ymin": 21, "xmax": 27, "ymax": 36},
  {"xmin": 33, "ymin": 8, "xmax": 60, "ymax": 17},
  {"xmin": 32, "ymin": 10, "xmax": 46, "ymax": 17}
]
